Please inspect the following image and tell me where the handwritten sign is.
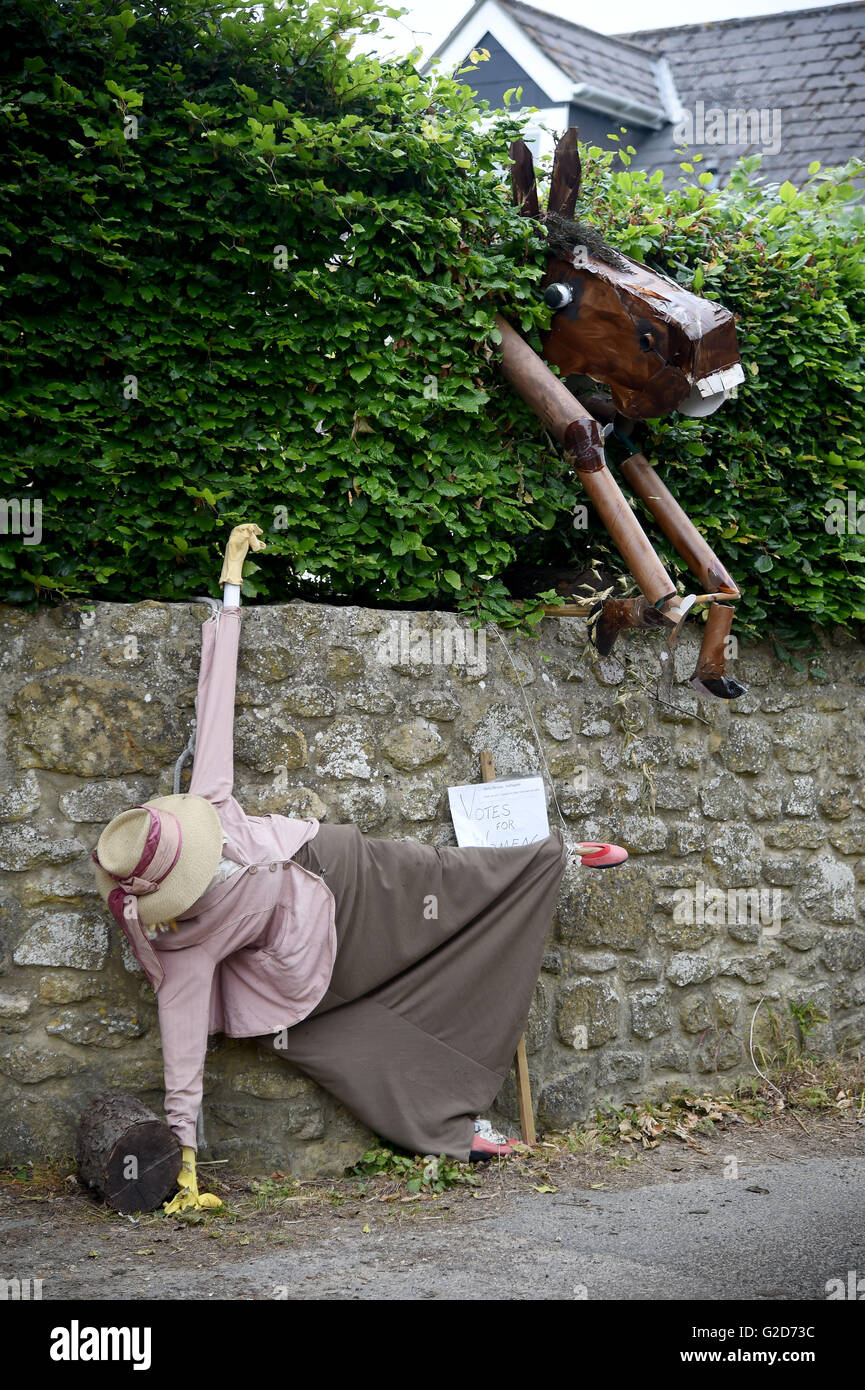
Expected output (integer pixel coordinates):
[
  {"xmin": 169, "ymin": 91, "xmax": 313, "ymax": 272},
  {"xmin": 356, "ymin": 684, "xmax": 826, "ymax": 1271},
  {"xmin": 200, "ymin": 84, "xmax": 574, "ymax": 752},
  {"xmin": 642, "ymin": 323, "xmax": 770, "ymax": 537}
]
[{"xmin": 447, "ymin": 776, "xmax": 551, "ymax": 848}]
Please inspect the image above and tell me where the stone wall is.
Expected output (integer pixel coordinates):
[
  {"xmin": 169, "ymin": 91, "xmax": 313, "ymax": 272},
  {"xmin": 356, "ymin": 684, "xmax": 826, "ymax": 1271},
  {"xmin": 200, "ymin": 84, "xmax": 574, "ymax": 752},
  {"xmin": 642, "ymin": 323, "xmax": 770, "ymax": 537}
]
[{"xmin": 1, "ymin": 599, "xmax": 863, "ymax": 1176}]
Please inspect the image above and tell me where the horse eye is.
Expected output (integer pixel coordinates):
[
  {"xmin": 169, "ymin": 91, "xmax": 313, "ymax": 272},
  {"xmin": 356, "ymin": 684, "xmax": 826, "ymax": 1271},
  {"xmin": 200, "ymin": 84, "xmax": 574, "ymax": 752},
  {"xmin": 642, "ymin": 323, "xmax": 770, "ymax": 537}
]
[
  {"xmin": 543, "ymin": 282, "xmax": 574, "ymax": 310},
  {"xmin": 640, "ymin": 332, "xmax": 654, "ymax": 351}
]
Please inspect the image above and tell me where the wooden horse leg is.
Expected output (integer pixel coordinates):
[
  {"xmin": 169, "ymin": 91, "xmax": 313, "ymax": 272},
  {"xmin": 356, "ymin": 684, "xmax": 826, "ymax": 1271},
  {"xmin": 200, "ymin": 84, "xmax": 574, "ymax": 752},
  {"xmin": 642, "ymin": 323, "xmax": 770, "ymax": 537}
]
[
  {"xmin": 618, "ymin": 452, "xmax": 739, "ymax": 599},
  {"xmin": 617, "ymin": 451, "xmax": 746, "ymax": 697},
  {"xmin": 494, "ymin": 314, "xmax": 687, "ymax": 629}
]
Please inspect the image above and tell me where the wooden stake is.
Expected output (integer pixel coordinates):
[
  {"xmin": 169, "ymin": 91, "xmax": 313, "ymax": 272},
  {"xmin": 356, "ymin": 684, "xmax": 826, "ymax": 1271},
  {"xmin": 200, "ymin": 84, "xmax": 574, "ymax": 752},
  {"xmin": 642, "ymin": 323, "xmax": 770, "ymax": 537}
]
[
  {"xmin": 512, "ymin": 1034, "xmax": 535, "ymax": 1146},
  {"xmin": 479, "ymin": 749, "xmax": 536, "ymax": 1148}
]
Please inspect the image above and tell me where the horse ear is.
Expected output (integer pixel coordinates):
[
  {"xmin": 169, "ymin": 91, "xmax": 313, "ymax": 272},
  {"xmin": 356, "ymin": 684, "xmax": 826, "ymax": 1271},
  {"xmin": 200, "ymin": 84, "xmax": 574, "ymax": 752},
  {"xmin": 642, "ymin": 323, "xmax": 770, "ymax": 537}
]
[
  {"xmin": 509, "ymin": 138, "xmax": 540, "ymax": 218},
  {"xmin": 548, "ymin": 128, "xmax": 581, "ymax": 220}
]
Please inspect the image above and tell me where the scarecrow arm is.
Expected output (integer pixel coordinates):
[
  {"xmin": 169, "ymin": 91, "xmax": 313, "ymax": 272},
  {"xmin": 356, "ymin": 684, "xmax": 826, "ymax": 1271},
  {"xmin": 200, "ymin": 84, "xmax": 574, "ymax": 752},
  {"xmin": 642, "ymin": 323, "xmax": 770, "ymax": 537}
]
[
  {"xmin": 189, "ymin": 523, "xmax": 266, "ymax": 804},
  {"xmin": 156, "ymin": 942, "xmax": 217, "ymax": 1151},
  {"xmin": 188, "ymin": 606, "xmax": 241, "ymax": 806},
  {"xmin": 157, "ymin": 945, "xmax": 224, "ymax": 1214}
]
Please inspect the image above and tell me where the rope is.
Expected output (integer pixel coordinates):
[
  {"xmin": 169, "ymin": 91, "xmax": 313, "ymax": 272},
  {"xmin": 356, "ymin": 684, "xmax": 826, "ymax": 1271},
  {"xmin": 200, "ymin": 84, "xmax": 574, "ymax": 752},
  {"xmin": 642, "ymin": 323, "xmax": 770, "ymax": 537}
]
[
  {"xmin": 613, "ymin": 423, "xmax": 639, "ymax": 454},
  {"xmin": 173, "ymin": 710, "xmax": 197, "ymax": 797},
  {"xmin": 196, "ymin": 1102, "xmax": 206, "ymax": 1151},
  {"xmin": 748, "ymin": 997, "xmax": 785, "ymax": 1103}
]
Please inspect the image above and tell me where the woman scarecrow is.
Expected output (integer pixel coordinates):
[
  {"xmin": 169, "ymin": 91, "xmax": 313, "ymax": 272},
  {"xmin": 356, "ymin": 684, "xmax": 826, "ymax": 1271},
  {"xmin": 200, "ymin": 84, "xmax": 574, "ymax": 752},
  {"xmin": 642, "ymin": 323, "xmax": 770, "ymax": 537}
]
[{"xmin": 91, "ymin": 524, "xmax": 596, "ymax": 1214}]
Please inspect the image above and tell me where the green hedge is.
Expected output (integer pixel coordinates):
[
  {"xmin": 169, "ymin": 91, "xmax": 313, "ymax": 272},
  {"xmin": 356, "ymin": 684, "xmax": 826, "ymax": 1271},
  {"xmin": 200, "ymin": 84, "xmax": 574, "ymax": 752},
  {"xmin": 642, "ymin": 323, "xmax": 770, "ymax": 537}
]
[
  {"xmin": 2, "ymin": 0, "xmax": 865, "ymax": 663},
  {"xmin": 0, "ymin": 0, "xmax": 562, "ymax": 621}
]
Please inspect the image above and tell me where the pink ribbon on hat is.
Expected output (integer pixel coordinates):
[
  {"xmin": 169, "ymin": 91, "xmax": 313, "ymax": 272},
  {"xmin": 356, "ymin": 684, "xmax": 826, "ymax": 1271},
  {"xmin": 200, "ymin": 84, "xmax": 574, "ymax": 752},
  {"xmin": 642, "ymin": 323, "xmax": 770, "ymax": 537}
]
[{"xmin": 92, "ymin": 806, "xmax": 183, "ymax": 991}]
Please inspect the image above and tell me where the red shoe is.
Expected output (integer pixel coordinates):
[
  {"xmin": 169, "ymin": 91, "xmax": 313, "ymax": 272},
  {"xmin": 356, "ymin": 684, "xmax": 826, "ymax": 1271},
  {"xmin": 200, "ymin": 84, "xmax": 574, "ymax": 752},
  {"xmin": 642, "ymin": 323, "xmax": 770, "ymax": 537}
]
[{"xmin": 575, "ymin": 841, "xmax": 628, "ymax": 868}]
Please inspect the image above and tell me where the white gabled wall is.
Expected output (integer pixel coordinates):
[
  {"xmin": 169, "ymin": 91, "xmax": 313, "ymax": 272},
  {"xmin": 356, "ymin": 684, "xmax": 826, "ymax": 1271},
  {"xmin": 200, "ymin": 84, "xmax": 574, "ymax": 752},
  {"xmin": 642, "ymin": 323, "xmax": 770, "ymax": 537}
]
[{"xmin": 423, "ymin": 0, "xmax": 574, "ymax": 104}]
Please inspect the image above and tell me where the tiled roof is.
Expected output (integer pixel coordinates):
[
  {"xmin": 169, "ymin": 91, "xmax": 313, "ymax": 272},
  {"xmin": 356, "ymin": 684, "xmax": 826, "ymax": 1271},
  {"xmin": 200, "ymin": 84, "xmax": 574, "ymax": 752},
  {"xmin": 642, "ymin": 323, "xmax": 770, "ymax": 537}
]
[
  {"xmin": 498, "ymin": 0, "xmax": 669, "ymax": 116},
  {"xmin": 617, "ymin": 2, "xmax": 865, "ymax": 185}
]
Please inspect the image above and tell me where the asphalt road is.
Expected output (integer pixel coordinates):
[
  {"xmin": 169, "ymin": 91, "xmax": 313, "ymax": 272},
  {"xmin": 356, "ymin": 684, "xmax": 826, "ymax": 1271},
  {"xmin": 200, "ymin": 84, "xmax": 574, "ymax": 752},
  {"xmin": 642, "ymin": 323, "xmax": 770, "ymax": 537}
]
[
  {"xmin": 3, "ymin": 1154, "xmax": 862, "ymax": 1300},
  {"xmin": 198, "ymin": 1155, "xmax": 865, "ymax": 1301}
]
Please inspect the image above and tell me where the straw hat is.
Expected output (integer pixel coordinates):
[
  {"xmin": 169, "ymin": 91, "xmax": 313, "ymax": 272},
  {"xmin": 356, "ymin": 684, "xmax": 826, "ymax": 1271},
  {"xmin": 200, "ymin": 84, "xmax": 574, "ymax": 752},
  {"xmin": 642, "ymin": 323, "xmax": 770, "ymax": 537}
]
[
  {"xmin": 93, "ymin": 794, "xmax": 223, "ymax": 925},
  {"xmin": 92, "ymin": 795, "xmax": 223, "ymax": 990}
]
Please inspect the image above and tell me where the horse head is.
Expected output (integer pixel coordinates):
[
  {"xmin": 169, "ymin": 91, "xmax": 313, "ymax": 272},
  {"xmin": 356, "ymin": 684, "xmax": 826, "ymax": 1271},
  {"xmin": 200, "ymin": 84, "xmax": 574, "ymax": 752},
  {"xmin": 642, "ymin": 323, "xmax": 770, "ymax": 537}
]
[{"xmin": 510, "ymin": 129, "xmax": 744, "ymax": 420}]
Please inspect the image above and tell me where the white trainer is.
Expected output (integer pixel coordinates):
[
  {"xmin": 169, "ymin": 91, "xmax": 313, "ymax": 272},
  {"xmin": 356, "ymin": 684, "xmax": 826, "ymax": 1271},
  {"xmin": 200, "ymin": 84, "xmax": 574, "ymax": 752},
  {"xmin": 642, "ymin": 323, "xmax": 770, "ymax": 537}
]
[{"xmin": 473, "ymin": 1117, "xmax": 513, "ymax": 1146}]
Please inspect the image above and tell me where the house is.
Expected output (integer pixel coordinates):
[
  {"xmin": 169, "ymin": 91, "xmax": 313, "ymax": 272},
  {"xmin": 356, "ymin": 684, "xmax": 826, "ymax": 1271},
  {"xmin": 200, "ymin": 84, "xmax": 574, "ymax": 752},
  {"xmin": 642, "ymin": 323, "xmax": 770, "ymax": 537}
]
[{"xmin": 423, "ymin": 0, "xmax": 865, "ymax": 185}]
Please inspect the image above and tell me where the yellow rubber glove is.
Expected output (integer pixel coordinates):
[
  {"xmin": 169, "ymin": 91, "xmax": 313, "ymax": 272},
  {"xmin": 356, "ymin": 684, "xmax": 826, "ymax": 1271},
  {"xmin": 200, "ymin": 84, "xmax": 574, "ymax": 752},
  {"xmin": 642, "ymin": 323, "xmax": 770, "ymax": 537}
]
[
  {"xmin": 219, "ymin": 522, "xmax": 267, "ymax": 588},
  {"xmin": 163, "ymin": 1146, "xmax": 223, "ymax": 1215}
]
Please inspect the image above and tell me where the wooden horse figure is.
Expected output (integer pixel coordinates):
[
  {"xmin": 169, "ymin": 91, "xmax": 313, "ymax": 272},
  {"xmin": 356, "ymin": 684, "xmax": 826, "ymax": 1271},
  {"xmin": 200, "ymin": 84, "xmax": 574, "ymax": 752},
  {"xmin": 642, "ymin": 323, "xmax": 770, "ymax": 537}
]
[{"xmin": 498, "ymin": 129, "xmax": 747, "ymax": 700}]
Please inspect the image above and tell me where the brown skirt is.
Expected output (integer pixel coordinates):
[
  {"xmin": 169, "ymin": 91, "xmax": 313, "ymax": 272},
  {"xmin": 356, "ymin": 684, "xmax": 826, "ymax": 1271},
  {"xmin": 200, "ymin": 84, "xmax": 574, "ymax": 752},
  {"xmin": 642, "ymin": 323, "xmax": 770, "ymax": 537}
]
[{"xmin": 257, "ymin": 823, "xmax": 568, "ymax": 1162}]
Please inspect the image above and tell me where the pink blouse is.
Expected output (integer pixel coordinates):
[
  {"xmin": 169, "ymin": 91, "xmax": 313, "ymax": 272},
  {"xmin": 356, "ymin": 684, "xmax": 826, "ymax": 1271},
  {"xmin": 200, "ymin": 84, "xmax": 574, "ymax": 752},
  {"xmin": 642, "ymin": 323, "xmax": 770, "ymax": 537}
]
[{"xmin": 152, "ymin": 606, "xmax": 337, "ymax": 1148}]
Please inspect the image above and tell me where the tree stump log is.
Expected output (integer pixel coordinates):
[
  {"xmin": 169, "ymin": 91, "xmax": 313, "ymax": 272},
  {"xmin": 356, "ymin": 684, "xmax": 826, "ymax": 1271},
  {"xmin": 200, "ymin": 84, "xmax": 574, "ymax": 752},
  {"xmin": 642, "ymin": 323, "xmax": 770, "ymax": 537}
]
[{"xmin": 76, "ymin": 1091, "xmax": 182, "ymax": 1214}]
